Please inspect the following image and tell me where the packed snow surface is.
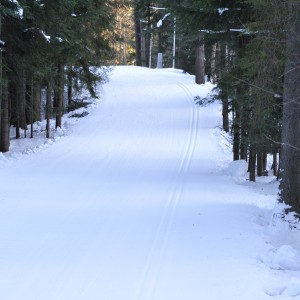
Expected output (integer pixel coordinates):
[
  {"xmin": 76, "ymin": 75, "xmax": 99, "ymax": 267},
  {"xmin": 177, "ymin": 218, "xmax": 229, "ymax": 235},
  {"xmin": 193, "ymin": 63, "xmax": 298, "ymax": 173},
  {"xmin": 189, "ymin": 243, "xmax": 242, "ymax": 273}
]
[{"xmin": 0, "ymin": 66, "xmax": 299, "ymax": 299}]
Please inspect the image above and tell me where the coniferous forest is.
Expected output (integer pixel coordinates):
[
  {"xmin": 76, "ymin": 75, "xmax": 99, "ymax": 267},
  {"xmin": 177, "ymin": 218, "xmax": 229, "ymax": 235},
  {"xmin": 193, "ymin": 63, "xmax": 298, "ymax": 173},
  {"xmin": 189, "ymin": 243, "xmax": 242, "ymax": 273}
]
[{"xmin": 1, "ymin": 1, "xmax": 300, "ymax": 216}]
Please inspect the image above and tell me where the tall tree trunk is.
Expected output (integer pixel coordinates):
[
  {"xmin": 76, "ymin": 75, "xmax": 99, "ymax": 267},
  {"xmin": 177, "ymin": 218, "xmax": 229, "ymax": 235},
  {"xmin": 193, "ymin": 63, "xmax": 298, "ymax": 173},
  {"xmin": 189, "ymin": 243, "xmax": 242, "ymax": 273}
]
[
  {"xmin": 277, "ymin": 149, "xmax": 281, "ymax": 181},
  {"xmin": 210, "ymin": 43, "xmax": 217, "ymax": 83},
  {"xmin": 141, "ymin": 30, "xmax": 146, "ymax": 67},
  {"xmin": 25, "ymin": 81, "xmax": 33, "ymax": 138},
  {"xmin": 217, "ymin": 42, "xmax": 222, "ymax": 80},
  {"xmin": 25, "ymin": 82, "xmax": 31, "ymax": 125},
  {"xmin": 46, "ymin": 81, "xmax": 52, "ymax": 139},
  {"xmin": 1, "ymin": 79, "xmax": 9, "ymax": 152},
  {"xmin": 29, "ymin": 83, "xmax": 34, "ymax": 138},
  {"xmin": 249, "ymin": 146, "xmax": 256, "ymax": 182},
  {"xmin": 55, "ymin": 64, "xmax": 64, "ymax": 128},
  {"xmin": 222, "ymin": 95, "xmax": 229, "ymax": 133},
  {"xmin": 67, "ymin": 67, "xmax": 72, "ymax": 113},
  {"xmin": 240, "ymin": 139, "xmax": 247, "ymax": 161},
  {"xmin": 232, "ymin": 100, "xmax": 240, "ymax": 161},
  {"xmin": 240, "ymin": 107, "xmax": 248, "ymax": 160},
  {"xmin": 16, "ymin": 68, "xmax": 26, "ymax": 137},
  {"xmin": 272, "ymin": 151, "xmax": 278, "ymax": 176},
  {"xmin": 279, "ymin": 15, "xmax": 300, "ymax": 214},
  {"xmin": 141, "ymin": 27, "xmax": 147, "ymax": 67},
  {"xmin": 33, "ymin": 81, "xmax": 41, "ymax": 122},
  {"xmin": 195, "ymin": 31, "xmax": 205, "ymax": 85},
  {"xmin": 233, "ymin": 126, "xmax": 240, "ymax": 160},
  {"xmin": 263, "ymin": 152, "xmax": 267, "ymax": 174},
  {"xmin": 220, "ymin": 43, "xmax": 229, "ymax": 132},
  {"xmin": 257, "ymin": 151, "xmax": 263, "ymax": 177},
  {"xmin": 15, "ymin": 90, "xmax": 20, "ymax": 137}
]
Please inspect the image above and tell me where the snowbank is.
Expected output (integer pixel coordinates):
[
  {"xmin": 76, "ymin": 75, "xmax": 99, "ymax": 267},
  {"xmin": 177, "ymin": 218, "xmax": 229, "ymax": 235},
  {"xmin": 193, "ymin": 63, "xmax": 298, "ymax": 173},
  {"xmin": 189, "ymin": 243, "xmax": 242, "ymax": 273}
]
[{"xmin": 226, "ymin": 159, "xmax": 248, "ymax": 179}]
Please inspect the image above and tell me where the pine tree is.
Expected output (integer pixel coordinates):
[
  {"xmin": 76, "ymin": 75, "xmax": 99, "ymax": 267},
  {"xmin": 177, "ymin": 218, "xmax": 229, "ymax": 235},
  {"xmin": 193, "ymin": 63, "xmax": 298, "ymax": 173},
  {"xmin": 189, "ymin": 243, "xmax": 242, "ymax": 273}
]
[
  {"xmin": 0, "ymin": 0, "xmax": 116, "ymax": 150},
  {"xmin": 234, "ymin": 0, "xmax": 286, "ymax": 181},
  {"xmin": 160, "ymin": 0, "xmax": 252, "ymax": 76},
  {"xmin": 279, "ymin": 3, "xmax": 300, "ymax": 215},
  {"xmin": 161, "ymin": 0, "xmax": 286, "ymax": 182}
]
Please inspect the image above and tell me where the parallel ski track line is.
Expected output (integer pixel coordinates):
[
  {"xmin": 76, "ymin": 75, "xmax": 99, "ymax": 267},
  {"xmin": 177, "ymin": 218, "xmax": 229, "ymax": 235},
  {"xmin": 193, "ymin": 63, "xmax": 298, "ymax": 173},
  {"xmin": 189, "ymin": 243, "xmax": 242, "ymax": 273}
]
[{"xmin": 134, "ymin": 79, "xmax": 199, "ymax": 300}]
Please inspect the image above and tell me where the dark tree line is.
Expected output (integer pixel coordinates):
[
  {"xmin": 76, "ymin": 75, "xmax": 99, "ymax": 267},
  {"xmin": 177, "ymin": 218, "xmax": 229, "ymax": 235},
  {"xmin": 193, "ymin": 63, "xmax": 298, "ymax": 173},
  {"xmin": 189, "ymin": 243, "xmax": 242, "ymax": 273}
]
[
  {"xmin": 147, "ymin": 0, "xmax": 300, "ymax": 216},
  {"xmin": 0, "ymin": 0, "xmax": 119, "ymax": 151}
]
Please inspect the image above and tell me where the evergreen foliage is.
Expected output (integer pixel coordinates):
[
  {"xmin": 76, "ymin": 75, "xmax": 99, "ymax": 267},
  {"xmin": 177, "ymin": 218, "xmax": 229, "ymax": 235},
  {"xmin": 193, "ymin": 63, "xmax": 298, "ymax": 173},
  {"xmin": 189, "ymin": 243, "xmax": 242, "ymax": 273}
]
[
  {"xmin": 0, "ymin": 0, "xmax": 115, "ymax": 150},
  {"xmin": 162, "ymin": 0, "xmax": 300, "ymax": 217},
  {"xmin": 159, "ymin": 0, "xmax": 288, "ymax": 183}
]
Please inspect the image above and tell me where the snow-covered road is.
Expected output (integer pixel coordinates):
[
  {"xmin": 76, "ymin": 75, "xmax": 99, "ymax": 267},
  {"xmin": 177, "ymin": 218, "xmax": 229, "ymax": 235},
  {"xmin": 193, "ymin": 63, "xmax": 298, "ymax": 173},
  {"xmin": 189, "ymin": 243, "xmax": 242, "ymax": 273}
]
[{"xmin": 0, "ymin": 67, "xmax": 282, "ymax": 299}]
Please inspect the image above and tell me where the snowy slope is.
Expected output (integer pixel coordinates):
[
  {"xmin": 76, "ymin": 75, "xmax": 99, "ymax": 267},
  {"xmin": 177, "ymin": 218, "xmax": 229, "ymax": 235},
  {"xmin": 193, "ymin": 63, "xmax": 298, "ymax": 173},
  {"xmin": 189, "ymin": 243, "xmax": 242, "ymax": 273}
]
[{"xmin": 0, "ymin": 66, "xmax": 299, "ymax": 299}]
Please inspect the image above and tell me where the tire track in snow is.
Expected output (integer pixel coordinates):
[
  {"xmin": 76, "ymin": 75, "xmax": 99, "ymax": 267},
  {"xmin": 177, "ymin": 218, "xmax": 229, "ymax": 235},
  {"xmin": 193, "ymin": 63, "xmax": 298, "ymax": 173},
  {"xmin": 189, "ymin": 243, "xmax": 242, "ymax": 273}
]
[{"xmin": 133, "ymin": 79, "xmax": 199, "ymax": 300}]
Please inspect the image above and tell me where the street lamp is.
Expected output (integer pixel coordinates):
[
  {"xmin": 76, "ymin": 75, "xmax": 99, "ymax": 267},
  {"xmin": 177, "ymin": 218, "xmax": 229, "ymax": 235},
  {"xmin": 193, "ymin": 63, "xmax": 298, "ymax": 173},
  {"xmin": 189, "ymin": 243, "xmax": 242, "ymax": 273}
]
[{"xmin": 150, "ymin": 7, "xmax": 176, "ymax": 69}]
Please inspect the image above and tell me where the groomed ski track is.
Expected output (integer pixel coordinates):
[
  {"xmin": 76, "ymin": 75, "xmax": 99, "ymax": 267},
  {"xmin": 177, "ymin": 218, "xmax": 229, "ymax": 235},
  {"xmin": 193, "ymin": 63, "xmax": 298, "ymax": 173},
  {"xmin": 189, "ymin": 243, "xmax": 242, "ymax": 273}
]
[{"xmin": 0, "ymin": 66, "xmax": 274, "ymax": 300}]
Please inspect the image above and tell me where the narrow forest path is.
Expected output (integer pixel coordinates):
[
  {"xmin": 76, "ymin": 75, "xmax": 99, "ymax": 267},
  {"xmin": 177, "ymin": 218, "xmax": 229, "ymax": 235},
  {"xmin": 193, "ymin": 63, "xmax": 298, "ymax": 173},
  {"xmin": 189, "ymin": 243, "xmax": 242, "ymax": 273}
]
[{"xmin": 0, "ymin": 67, "xmax": 277, "ymax": 300}]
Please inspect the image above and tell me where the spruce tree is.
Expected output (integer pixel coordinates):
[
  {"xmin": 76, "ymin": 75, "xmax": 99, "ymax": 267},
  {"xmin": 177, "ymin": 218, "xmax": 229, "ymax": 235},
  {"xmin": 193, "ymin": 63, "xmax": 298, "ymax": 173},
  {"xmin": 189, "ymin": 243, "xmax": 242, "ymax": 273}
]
[
  {"xmin": 0, "ymin": 0, "xmax": 116, "ymax": 149},
  {"xmin": 279, "ymin": 3, "xmax": 300, "ymax": 215}
]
